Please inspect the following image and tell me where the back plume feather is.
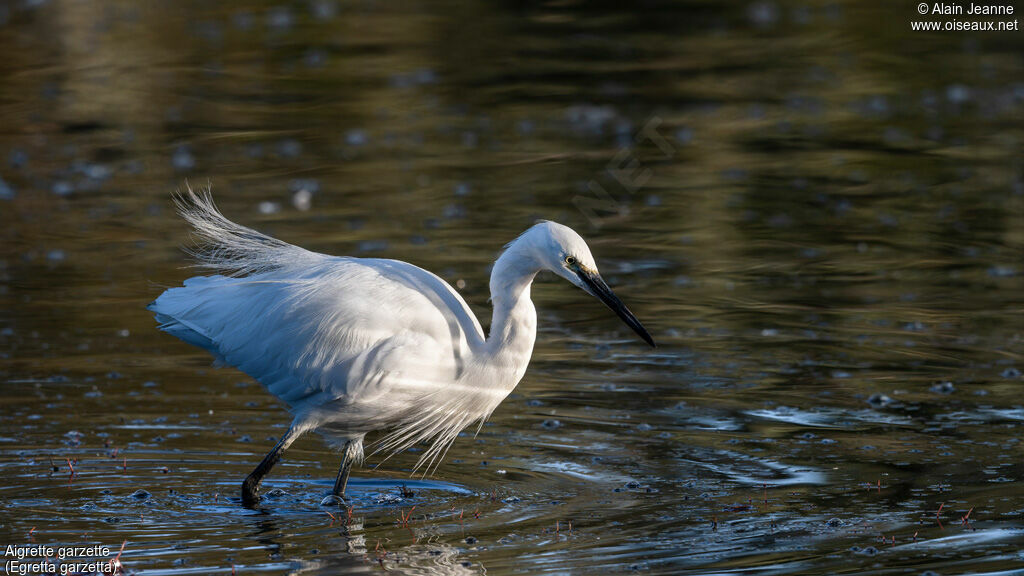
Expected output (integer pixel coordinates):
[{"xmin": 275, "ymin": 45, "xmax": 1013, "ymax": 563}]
[{"xmin": 174, "ymin": 183, "xmax": 314, "ymax": 276}]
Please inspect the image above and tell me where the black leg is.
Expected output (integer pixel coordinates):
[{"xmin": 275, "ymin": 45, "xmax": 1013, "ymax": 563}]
[
  {"xmin": 241, "ymin": 426, "xmax": 299, "ymax": 507},
  {"xmin": 331, "ymin": 441, "xmax": 353, "ymax": 499}
]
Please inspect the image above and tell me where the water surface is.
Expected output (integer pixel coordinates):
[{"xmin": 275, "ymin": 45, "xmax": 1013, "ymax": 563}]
[{"xmin": 1, "ymin": 0, "xmax": 1023, "ymax": 574}]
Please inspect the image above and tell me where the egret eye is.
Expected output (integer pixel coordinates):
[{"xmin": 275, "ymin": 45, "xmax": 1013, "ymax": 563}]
[{"xmin": 565, "ymin": 256, "xmax": 577, "ymax": 266}]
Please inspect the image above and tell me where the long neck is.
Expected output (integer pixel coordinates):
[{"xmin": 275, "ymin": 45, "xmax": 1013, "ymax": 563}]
[{"xmin": 485, "ymin": 243, "xmax": 539, "ymax": 364}]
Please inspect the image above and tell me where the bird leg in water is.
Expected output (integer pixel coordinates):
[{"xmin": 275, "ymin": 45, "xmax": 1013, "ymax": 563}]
[
  {"xmin": 331, "ymin": 441, "xmax": 353, "ymax": 500},
  {"xmin": 241, "ymin": 426, "xmax": 299, "ymax": 507}
]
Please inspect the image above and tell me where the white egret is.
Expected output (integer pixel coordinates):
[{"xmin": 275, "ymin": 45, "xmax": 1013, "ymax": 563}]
[{"xmin": 148, "ymin": 186, "xmax": 655, "ymax": 506}]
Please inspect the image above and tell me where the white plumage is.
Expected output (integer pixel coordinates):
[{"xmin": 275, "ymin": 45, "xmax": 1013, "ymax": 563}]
[{"xmin": 149, "ymin": 185, "xmax": 654, "ymax": 506}]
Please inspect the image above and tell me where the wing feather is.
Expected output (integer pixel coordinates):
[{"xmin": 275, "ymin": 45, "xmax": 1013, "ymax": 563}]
[{"xmin": 149, "ymin": 258, "xmax": 479, "ymax": 410}]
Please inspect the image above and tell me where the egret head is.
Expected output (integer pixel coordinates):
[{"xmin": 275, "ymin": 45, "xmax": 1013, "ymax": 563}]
[{"xmin": 527, "ymin": 221, "xmax": 656, "ymax": 347}]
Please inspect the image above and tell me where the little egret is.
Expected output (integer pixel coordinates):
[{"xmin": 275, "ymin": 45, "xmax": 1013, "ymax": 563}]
[{"xmin": 148, "ymin": 186, "xmax": 655, "ymax": 506}]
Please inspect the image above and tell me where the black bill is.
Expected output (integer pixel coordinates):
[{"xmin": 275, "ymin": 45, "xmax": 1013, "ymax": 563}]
[{"xmin": 578, "ymin": 270, "xmax": 656, "ymax": 347}]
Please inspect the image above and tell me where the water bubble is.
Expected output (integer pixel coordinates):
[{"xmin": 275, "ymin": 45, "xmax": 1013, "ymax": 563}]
[
  {"xmin": 292, "ymin": 189, "xmax": 313, "ymax": 211},
  {"xmin": 8, "ymin": 149, "xmax": 27, "ymax": 168},
  {"xmin": 303, "ymin": 49, "xmax": 327, "ymax": 68},
  {"xmin": 258, "ymin": 201, "xmax": 281, "ymax": 215},
  {"xmin": 442, "ymin": 204, "xmax": 466, "ymax": 219},
  {"xmin": 276, "ymin": 139, "xmax": 302, "ymax": 158},
  {"xmin": 565, "ymin": 104, "xmax": 617, "ymax": 135},
  {"xmin": 748, "ymin": 1, "xmax": 779, "ymax": 27},
  {"xmin": 172, "ymin": 145, "xmax": 196, "ymax": 171},
  {"xmin": 345, "ymin": 130, "xmax": 368, "ymax": 146},
  {"xmin": 231, "ymin": 10, "xmax": 253, "ymax": 30},
  {"xmin": 86, "ymin": 163, "xmax": 111, "ymax": 180},
  {"xmin": 987, "ymin": 266, "xmax": 1018, "ymax": 278},
  {"xmin": 903, "ymin": 321, "xmax": 927, "ymax": 332},
  {"xmin": 413, "ymin": 68, "xmax": 437, "ymax": 85},
  {"xmin": 266, "ymin": 6, "xmax": 293, "ymax": 30},
  {"xmin": 946, "ymin": 84, "xmax": 972, "ymax": 104},
  {"xmin": 52, "ymin": 181, "xmax": 74, "ymax": 196},
  {"xmin": 309, "ymin": 0, "xmax": 337, "ymax": 20},
  {"xmin": 0, "ymin": 177, "xmax": 14, "ymax": 200}
]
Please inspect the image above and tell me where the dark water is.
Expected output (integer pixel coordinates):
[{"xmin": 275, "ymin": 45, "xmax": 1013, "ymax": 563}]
[{"xmin": 2, "ymin": 0, "xmax": 1023, "ymax": 574}]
